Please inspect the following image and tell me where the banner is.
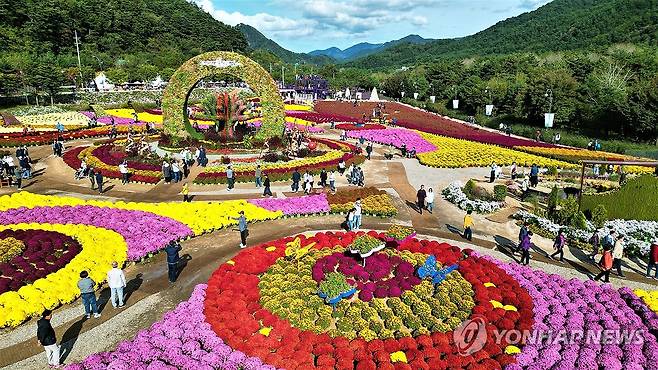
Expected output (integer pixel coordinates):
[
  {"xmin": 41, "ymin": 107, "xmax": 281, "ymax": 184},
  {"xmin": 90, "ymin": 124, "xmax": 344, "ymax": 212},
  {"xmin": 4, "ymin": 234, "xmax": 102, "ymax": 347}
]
[
  {"xmin": 485, "ymin": 104, "xmax": 494, "ymax": 116},
  {"xmin": 430, "ymin": 96, "xmax": 436, "ymax": 103},
  {"xmin": 413, "ymin": 92, "xmax": 419, "ymax": 99},
  {"xmin": 401, "ymin": 91, "xmax": 405, "ymax": 98},
  {"xmin": 452, "ymin": 99, "xmax": 459, "ymax": 109},
  {"xmin": 544, "ymin": 113, "xmax": 555, "ymax": 128}
]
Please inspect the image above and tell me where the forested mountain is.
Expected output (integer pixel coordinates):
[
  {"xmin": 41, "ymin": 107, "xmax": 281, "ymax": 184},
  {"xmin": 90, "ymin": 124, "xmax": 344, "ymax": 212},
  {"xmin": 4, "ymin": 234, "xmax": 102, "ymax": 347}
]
[
  {"xmin": 310, "ymin": 35, "xmax": 432, "ymax": 61},
  {"xmin": 0, "ymin": 0, "xmax": 248, "ymax": 93},
  {"xmin": 350, "ymin": 0, "xmax": 658, "ymax": 69},
  {"xmin": 237, "ymin": 23, "xmax": 333, "ymax": 65}
]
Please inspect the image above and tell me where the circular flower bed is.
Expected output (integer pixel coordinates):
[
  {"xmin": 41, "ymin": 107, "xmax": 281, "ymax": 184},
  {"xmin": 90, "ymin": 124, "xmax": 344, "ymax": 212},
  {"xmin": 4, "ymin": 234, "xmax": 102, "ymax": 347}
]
[
  {"xmin": 204, "ymin": 231, "xmax": 534, "ymax": 369},
  {"xmin": 0, "ymin": 229, "xmax": 82, "ymax": 294}
]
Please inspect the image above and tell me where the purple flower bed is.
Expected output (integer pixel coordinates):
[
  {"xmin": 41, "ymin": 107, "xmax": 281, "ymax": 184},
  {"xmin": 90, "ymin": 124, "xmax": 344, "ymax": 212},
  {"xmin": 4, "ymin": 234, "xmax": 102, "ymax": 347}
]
[
  {"xmin": 619, "ymin": 287, "xmax": 658, "ymax": 339},
  {"xmin": 346, "ymin": 128, "xmax": 436, "ymax": 153},
  {"xmin": 0, "ymin": 229, "xmax": 82, "ymax": 293},
  {"xmin": 482, "ymin": 256, "xmax": 658, "ymax": 370},
  {"xmin": 66, "ymin": 284, "xmax": 276, "ymax": 370},
  {"xmin": 0, "ymin": 206, "xmax": 193, "ymax": 261},
  {"xmin": 247, "ymin": 194, "xmax": 330, "ymax": 216},
  {"xmin": 312, "ymin": 252, "xmax": 420, "ymax": 301}
]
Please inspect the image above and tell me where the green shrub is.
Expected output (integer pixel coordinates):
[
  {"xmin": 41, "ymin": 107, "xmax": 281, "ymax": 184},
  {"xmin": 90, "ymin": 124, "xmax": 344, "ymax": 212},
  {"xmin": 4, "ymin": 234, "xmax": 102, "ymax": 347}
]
[
  {"xmin": 547, "ymin": 186, "xmax": 560, "ymax": 217},
  {"xmin": 582, "ymin": 175, "xmax": 658, "ymax": 221},
  {"xmin": 463, "ymin": 179, "xmax": 476, "ymax": 199},
  {"xmin": 591, "ymin": 204, "xmax": 608, "ymax": 228},
  {"xmin": 547, "ymin": 166, "xmax": 558, "ymax": 176},
  {"xmin": 493, "ymin": 185, "xmax": 508, "ymax": 201}
]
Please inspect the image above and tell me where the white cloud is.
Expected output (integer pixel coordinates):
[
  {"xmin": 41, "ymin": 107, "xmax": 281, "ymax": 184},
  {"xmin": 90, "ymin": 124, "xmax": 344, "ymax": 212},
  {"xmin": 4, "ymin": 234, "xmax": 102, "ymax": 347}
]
[{"xmin": 518, "ymin": 0, "xmax": 552, "ymax": 10}]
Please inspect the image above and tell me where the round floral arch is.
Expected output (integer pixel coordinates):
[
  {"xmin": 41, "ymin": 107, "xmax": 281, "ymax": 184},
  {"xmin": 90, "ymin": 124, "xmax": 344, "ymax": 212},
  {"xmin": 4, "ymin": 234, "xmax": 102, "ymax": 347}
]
[{"xmin": 162, "ymin": 51, "xmax": 285, "ymax": 141}]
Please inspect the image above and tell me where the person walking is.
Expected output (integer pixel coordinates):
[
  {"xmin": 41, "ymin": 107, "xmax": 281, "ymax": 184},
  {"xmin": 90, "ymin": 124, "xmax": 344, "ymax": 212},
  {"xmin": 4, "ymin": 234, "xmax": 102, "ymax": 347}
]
[
  {"xmin": 517, "ymin": 221, "xmax": 529, "ymax": 254},
  {"xmin": 550, "ymin": 229, "xmax": 567, "ymax": 262},
  {"xmin": 646, "ymin": 240, "xmax": 658, "ymax": 279},
  {"xmin": 37, "ymin": 309, "xmax": 60, "ymax": 368},
  {"xmin": 235, "ymin": 210, "xmax": 249, "ymax": 248},
  {"xmin": 489, "ymin": 162, "xmax": 496, "ymax": 183},
  {"xmin": 107, "ymin": 261, "xmax": 126, "ymax": 308},
  {"xmin": 119, "ymin": 161, "xmax": 129, "ymax": 184},
  {"xmin": 612, "ymin": 235, "xmax": 625, "ymax": 277},
  {"xmin": 77, "ymin": 271, "xmax": 101, "ymax": 319},
  {"xmin": 510, "ymin": 161, "xmax": 517, "ymax": 179},
  {"xmin": 181, "ymin": 182, "xmax": 190, "ymax": 202},
  {"xmin": 255, "ymin": 165, "xmax": 262, "ymax": 188},
  {"xmin": 426, "ymin": 187, "xmax": 435, "ymax": 214},
  {"xmin": 353, "ymin": 198, "xmax": 362, "ymax": 230},
  {"xmin": 329, "ymin": 171, "xmax": 336, "ymax": 193},
  {"xmin": 365, "ymin": 142, "xmax": 373, "ymax": 160},
  {"xmin": 164, "ymin": 240, "xmax": 182, "ymax": 283},
  {"xmin": 320, "ymin": 169, "xmax": 328, "ymax": 187},
  {"xmin": 463, "ymin": 210, "xmax": 473, "ymax": 241},
  {"xmin": 95, "ymin": 170, "xmax": 104, "ymax": 194},
  {"xmin": 88, "ymin": 167, "xmax": 96, "ymax": 190},
  {"xmin": 593, "ymin": 244, "xmax": 614, "ymax": 283},
  {"xmin": 226, "ymin": 165, "xmax": 235, "ymax": 191},
  {"xmin": 520, "ymin": 231, "xmax": 533, "ymax": 266},
  {"xmin": 338, "ymin": 159, "xmax": 346, "ymax": 175},
  {"xmin": 171, "ymin": 161, "xmax": 181, "ymax": 183},
  {"xmin": 588, "ymin": 230, "xmax": 601, "ymax": 261},
  {"xmin": 346, "ymin": 208, "xmax": 356, "ymax": 231},
  {"xmin": 291, "ymin": 169, "xmax": 301, "ymax": 193},
  {"xmin": 263, "ymin": 174, "xmax": 272, "ymax": 197},
  {"xmin": 416, "ymin": 185, "xmax": 427, "ymax": 214},
  {"xmin": 530, "ymin": 164, "xmax": 539, "ymax": 188},
  {"xmin": 13, "ymin": 165, "xmax": 22, "ymax": 190},
  {"xmin": 162, "ymin": 161, "xmax": 171, "ymax": 184}
]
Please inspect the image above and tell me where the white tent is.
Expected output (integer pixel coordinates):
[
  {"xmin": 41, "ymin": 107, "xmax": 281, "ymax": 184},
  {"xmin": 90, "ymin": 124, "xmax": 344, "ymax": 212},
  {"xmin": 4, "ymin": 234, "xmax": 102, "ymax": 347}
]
[
  {"xmin": 369, "ymin": 87, "xmax": 380, "ymax": 101},
  {"xmin": 94, "ymin": 72, "xmax": 114, "ymax": 91},
  {"xmin": 345, "ymin": 88, "xmax": 351, "ymax": 99}
]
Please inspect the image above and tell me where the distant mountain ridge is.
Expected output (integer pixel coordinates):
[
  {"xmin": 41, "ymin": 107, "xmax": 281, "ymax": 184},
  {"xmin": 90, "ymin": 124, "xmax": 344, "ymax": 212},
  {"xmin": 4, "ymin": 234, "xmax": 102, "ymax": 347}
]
[{"xmin": 310, "ymin": 35, "xmax": 433, "ymax": 61}]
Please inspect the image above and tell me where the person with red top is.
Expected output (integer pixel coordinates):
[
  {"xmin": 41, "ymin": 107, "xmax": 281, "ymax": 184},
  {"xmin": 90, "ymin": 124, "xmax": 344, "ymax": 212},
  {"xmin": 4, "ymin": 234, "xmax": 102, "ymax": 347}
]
[
  {"xmin": 593, "ymin": 244, "xmax": 614, "ymax": 283},
  {"xmin": 646, "ymin": 240, "xmax": 658, "ymax": 280}
]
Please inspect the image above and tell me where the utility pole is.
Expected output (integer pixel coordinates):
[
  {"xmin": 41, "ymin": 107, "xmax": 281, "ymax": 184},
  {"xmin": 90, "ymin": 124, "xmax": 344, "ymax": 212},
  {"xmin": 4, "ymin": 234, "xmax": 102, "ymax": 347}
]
[
  {"xmin": 74, "ymin": 30, "xmax": 84, "ymax": 84},
  {"xmin": 281, "ymin": 65, "xmax": 285, "ymax": 86}
]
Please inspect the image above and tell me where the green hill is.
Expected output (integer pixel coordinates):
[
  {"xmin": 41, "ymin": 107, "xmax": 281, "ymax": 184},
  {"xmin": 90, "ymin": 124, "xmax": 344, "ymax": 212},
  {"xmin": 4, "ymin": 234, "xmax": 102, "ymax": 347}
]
[
  {"xmin": 350, "ymin": 0, "xmax": 658, "ymax": 69},
  {"xmin": 236, "ymin": 23, "xmax": 333, "ymax": 65}
]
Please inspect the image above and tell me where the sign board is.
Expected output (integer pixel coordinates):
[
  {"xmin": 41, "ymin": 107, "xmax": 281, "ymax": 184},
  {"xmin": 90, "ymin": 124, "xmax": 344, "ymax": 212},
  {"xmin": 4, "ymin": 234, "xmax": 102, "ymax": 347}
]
[
  {"xmin": 452, "ymin": 99, "xmax": 459, "ymax": 109},
  {"xmin": 485, "ymin": 104, "xmax": 494, "ymax": 116},
  {"xmin": 544, "ymin": 113, "xmax": 555, "ymax": 128},
  {"xmin": 430, "ymin": 96, "xmax": 436, "ymax": 103}
]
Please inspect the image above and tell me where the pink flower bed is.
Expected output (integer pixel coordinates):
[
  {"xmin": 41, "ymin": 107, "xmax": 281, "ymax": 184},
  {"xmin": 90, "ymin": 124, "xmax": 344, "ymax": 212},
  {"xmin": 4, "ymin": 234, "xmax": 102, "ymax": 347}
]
[
  {"xmin": 247, "ymin": 194, "xmax": 329, "ymax": 215},
  {"xmin": 346, "ymin": 128, "xmax": 436, "ymax": 153},
  {"xmin": 286, "ymin": 111, "xmax": 364, "ymax": 124}
]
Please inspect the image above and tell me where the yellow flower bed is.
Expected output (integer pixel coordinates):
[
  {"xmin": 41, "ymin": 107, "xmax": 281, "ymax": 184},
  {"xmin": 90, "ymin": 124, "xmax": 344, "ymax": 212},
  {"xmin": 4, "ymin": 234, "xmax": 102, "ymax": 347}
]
[
  {"xmin": 0, "ymin": 224, "xmax": 126, "ymax": 327},
  {"xmin": 205, "ymin": 150, "xmax": 345, "ymax": 174},
  {"xmin": 16, "ymin": 111, "xmax": 90, "ymax": 127},
  {"xmin": 285, "ymin": 116, "xmax": 315, "ymax": 127},
  {"xmin": 285, "ymin": 104, "xmax": 312, "ymax": 111},
  {"xmin": 635, "ymin": 289, "xmax": 658, "ymax": 314},
  {"xmin": 330, "ymin": 194, "xmax": 398, "ymax": 217},
  {"xmin": 515, "ymin": 146, "xmax": 654, "ymax": 174},
  {"xmin": 0, "ymin": 192, "xmax": 283, "ymax": 236},
  {"xmin": 417, "ymin": 132, "xmax": 577, "ymax": 169},
  {"xmin": 104, "ymin": 109, "xmax": 163, "ymax": 124},
  {"xmin": 0, "ymin": 237, "xmax": 24, "ymax": 263}
]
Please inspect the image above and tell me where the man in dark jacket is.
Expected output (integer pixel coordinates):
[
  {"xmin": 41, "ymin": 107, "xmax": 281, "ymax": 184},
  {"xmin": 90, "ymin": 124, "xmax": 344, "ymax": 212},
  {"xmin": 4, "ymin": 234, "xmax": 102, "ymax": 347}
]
[
  {"xmin": 319, "ymin": 169, "xmax": 328, "ymax": 187},
  {"xmin": 416, "ymin": 185, "xmax": 427, "ymax": 215},
  {"xmin": 95, "ymin": 170, "xmax": 104, "ymax": 194},
  {"xmin": 165, "ymin": 240, "xmax": 182, "ymax": 283},
  {"xmin": 37, "ymin": 309, "xmax": 60, "ymax": 368},
  {"xmin": 291, "ymin": 169, "xmax": 301, "ymax": 193}
]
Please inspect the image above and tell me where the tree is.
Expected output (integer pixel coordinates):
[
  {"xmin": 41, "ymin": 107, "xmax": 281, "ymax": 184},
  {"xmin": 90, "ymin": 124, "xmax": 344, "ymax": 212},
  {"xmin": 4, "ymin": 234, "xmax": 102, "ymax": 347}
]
[
  {"xmin": 26, "ymin": 53, "xmax": 63, "ymax": 105},
  {"xmin": 105, "ymin": 67, "xmax": 129, "ymax": 85}
]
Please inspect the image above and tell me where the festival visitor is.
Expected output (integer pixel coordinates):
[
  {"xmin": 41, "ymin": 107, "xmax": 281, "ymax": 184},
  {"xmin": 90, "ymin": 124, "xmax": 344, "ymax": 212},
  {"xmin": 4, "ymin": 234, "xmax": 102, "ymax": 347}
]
[
  {"xmin": 255, "ymin": 165, "xmax": 262, "ymax": 188},
  {"xmin": 291, "ymin": 169, "xmax": 301, "ymax": 192},
  {"xmin": 340, "ymin": 130, "xmax": 347, "ymax": 141},
  {"xmin": 510, "ymin": 161, "xmax": 517, "ymax": 179},
  {"xmin": 489, "ymin": 162, "xmax": 497, "ymax": 183},
  {"xmin": 416, "ymin": 185, "xmax": 427, "ymax": 215},
  {"xmin": 263, "ymin": 174, "xmax": 272, "ymax": 197},
  {"xmin": 592, "ymin": 164, "xmax": 600, "ymax": 177},
  {"xmin": 517, "ymin": 221, "xmax": 529, "ymax": 254},
  {"xmin": 56, "ymin": 121, "xmax": 65, "ymax": 133},
  {"xmin": 171, "ymin": 161, "xmax": 181, "ymax": 183},
  {"xmin": 520, "ymin": 231, "xmax": 532, "ymax": 266},
  {"xmin": 304, "ymin": 178, "xmax": 312, "ymax": 194},
  {"xmin": 338, "ymin": 159, "xmax": 346, "ymax": 175},
  {"xmin": 95, "ymin": 170, "xmax": 104, "ymax": 194},
  {"xmin": 593, "ymin": 244, "xmax": 614, "ymax": 283},
  {"xmin": 226, "ymin": 165, "xmax": 234, "ymax": 191},
  {"xmin": 88, "ymin": 167, "xmax": 96, "ymax": 190},
  {"xmin": 612, "ymin": 234, "xmax": 625, "ymax": 277},
  {"xmin": 52, "ymin": 139, "xmax": 63, "ymax": 157},
  {"xmin": 162, "ymin": 161, "xmax": 171, "ymax": 184},
  {"xmin": 550, "ymin": 229, "xmax": 567, "ymax": 262},
  {"xmin": 529, "ymin": 164, "xmax": 539, "ymax": 187},
  {"xmin": 19, "ymin": 154, "xmax": 31, "ymax": 179},
  {"xmin": 463, "ymin": 210, "xmax": 473, "ymax": 241},
  {"xmin": 182, "ymin": 159, "xmax": 189, "ymax": 179},
  {"xmin": 320, "ymin": 169, "xmax": 328, "ymax": 187},
  {"xmin": 354, "ymin": 199, "xmax": 362, "ymax": 230},
  {"xmin": 646, "ymin": 240, "xmax": 658, "ymax": 279},
  {"xmin": 329, "ymin": 171, "xmax": 336, "ymax": 193},
  {"xmin": 107, "ymin": 261, "xmax": 127, "ymax": 308},
  {"xmin": 401, "ymin": 143, "xmax": 407, "ymax": 157},
  {"xmin": 181, "ymin": 182, "xmax": 190, "ymax": 202},
  {"xmin": 13, "ymin": 166, "xmax": 22, "ymax": 190},
  {"xmin": 426, "ymin": 187, "xmax": 435, "ymax": 214},
  {"xmin": 37, "ymin": 309, "xmax": 60, "ymax": 368},
  {"xmin": 602, "ymin": 229, "xmax": 616, "ymax": 250},
  {"xmin": 164, "ymin": 240, "xmax": 182, "ymax": 283},
  {"xmin": 77, "ymin": 271, "xmax": 101, "ymax": 319},
  {"xmin": 346, "ymin": 208, "xmax": 356, "ymax": 231},
  {"xmin": 365, "ymin": 142, "xmax": 373, "ymax": 160},
  {"xmin": 588, "ymin": 229, "xmax": 601, "ymax": 261},
  {"xmin": 119, "ymin": 161, "xmax": 129, "ymax": 184},
  {"xmin": 235, "ymin": 210, "xmax": 249, "ymax": 248},
  {"xmin": 198, "ymin": 146, "xmax": 208, "ymax": 167}
]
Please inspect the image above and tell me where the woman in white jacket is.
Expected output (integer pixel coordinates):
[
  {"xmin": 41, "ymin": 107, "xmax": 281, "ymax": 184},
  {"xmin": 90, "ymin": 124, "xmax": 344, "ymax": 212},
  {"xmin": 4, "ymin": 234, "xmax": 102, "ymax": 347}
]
[{"xmin": 426, "ymin": 187, "xmax": 435, "ymax": 214}]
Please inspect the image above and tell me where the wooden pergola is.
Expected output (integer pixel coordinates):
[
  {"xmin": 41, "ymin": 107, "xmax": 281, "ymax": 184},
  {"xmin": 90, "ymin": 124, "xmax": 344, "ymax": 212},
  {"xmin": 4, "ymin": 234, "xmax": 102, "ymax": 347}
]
[{"xmin": 577, "ymin": 159, "xmax": 658, "ymax": 211}]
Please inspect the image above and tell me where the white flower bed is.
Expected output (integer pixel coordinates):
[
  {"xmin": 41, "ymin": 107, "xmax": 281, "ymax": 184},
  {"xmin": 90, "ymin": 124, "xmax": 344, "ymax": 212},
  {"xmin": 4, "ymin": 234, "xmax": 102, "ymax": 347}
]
[
  {"xmin": 513, "ymin": 210, "xmax": 656, "ymax": 256},
  {"xmin": 442, "ymin": 181, "xmax": 505, "ymax": 214}
]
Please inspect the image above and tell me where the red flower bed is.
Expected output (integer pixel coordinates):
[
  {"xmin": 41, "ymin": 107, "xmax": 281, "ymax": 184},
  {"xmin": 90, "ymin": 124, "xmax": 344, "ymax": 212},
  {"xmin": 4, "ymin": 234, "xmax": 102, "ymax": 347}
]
[
  {"xmin": 335, "ymin": 123, "xmax": 387, "ymax": 131},
  {"xmin": 0, "ymin": 229, "xmax": 82, "ymax": 293},
  {"xmin": 315, "ymin": 101, "xmax": 556, "ymax": 149},
  {"xmin": 62, "ymin": 146, "xmax": 161, "ymax": 184},
  {"xmin": 203, "ymin": 231, "xmax": 534, "ymax": 369},
  {"xmin": 0, "ymin": 126, "xmax": 133, "ymax": 147},
  {"xmin": 286, "ymin": 111, "xmax": 366, "ymax": 124},
  {"xmin": 91, "ymin": 145, "xmax": 160, "ymax": 171}
]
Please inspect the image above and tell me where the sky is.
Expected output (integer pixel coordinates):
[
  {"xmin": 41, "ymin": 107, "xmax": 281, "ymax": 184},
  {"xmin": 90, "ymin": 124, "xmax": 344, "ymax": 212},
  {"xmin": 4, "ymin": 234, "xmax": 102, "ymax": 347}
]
[{"xmin": 192, "ymin": 0, "xmax": 553, "ymax": 53}]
